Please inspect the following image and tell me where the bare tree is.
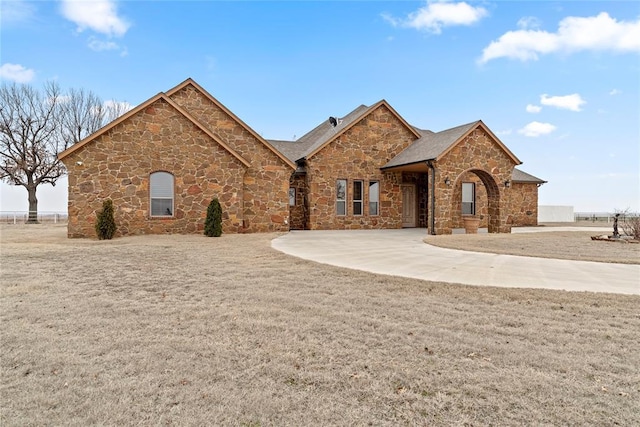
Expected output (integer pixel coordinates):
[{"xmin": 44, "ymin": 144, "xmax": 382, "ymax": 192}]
[
  {"xmin": 616, "ymin": 208, "xmax": 640, "ymax": 240},
  {"xmin": 0, "ymin": 81, "xmax": 121, "ymax": 223},
  {"xmin": 102, "ymin": 99, "xmax": 131, "ymax": 123},
  {"xmin": 59, "ymin": 87, "xmax": 106, "ymax": 145}
]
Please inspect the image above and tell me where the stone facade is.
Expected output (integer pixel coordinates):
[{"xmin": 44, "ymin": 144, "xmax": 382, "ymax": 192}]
[
  {"xmin": 434, "ymin": 127, "xmax": 516, "ymax": 234},
  {"xmin": 60, "ymin": 78, "xmax": 543, "ymax": 238},
  {"xmin": 61, "ymin": 80, "xmax": 295, "ymax": 238},
  {"xmin": 63, "ymin": 97, "xmax": 247, "ymax": 238},
  {"xmin": 288, "ymin": 173, "xmax": 307, "ymax": 230},
  {"xmin": 450, "ymin": 171, "xmax": 489, "ymax": 228},
  {"xmin": 304, "ymin": 105, "xmax": 419, "ymax": 230},
  {"xmin": 167, "ymin": 84, "xmax": 293, "ymax": 233},
  {"xmin": 508, "ymin": 182, "xmax": 539, "ymax": 226}
]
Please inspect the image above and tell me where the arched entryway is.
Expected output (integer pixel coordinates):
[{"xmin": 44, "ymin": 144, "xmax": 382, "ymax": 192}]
[{"xmin": 450, "ymin": 168, "xmax": 503, "ymax": 233}]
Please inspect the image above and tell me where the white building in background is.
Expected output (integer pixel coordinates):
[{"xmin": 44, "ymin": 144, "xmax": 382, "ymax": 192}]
[{"xmin": 538, "ymin": 205, "xmax": 574, "ymax": 223}]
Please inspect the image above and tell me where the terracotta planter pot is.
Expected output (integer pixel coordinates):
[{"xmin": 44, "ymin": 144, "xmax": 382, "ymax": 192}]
[{"xmin": 463, "ymin": 216, "xmax": 481, "ymax": 234}]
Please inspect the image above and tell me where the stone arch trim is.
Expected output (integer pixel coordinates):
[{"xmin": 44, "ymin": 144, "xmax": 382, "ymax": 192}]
[{"xmin": 448, "ymin": 168, "xmax": 507, "ymax": 234}]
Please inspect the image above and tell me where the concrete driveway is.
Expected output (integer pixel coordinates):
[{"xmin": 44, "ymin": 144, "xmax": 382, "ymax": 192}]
[{"xmin": 272, "ymin": 228, "xmax": 640, "ymax": 295}]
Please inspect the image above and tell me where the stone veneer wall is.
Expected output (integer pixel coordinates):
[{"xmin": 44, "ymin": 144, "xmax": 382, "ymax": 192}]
[
  {"xmin": 306, "ymin": 105, "xmax": 418, "ymax": 230},
  {"xmin": 435, "ymin": 128, "xmax": 517, "ymax": 234},
  {"xmin": 289, "ymin": 173, "xmax": 307, "ymax": 229},
  {"xmin": 168, "ymin": 85, "xmax": 293, "ymax": 232},
  {"xmin": 450, "ymin": 171, "xmax": 489, "ymax": 228},
  {"xmin": 508, "ymin": 182, "xmax": 539, "ymax": 226},
  {"xmin": 63, "ymin": 98, "xmax": 246, "ymax": 238}
]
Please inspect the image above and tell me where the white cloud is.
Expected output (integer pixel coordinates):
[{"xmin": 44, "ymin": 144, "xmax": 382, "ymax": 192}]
[
  {"xmin": 0, "ymin": 0, "xmax": 36, "ymax": 25},
  {"xmin": 60, "ymin": 0, "xmax": 130, "ymax": 37},
  {"xmin": 479, "ymin": 12, "xmax": 640, "ymax": 63},
  {"xmin": 0, "ymin": 63, "xmax": 35, "ymax": 83},
  {"xmin": 609, "ymin": 89, "xmax": 621, "ymax": 95},
  {"xmin": 103, "ymin": 99, "xmax": 133, "ymax": 113},
  {"xmin": 88, "ymin": 37, "xmax": 120, "ymax": 52},
  {"xmin": 88, "ymin": 100, "xmax": 133, "ymax": 123},
  {"xmin": 540, "ymin": 93, "xmax": 586, "ymax": 111},
  {"xmin": 526, "ymin": 104, "xmax": 542, "ymax": 113},
  {"xmin": 518, "ymin": 121, "xmax": 556, "ymax": 137},
  {"xmin": 517, "ymin": 16, "xmax": 541, "ymax": 30},
  {"xmin": 383, "ymin": 1, "xmax": 488, "ymax": 34}
]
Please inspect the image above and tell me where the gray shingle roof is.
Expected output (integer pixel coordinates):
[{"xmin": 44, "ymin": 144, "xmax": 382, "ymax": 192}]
[
  {"xmin": 512, "ymin": 168, "xmax": 546, "ymax": 184},
  {"xmin": 382, "ymin": 121, "xmax": 480, "ymax": 169},
  {"xmin": 267, "ymin": 139, "xmax": 306, "ymax": 162},
  {"xmin": 267, "ymin": 104, "xmax": 374, "ymax": 163},
  {"xmin": 268, "ymin": 104, "xmax": 528, "ymax": 178}
]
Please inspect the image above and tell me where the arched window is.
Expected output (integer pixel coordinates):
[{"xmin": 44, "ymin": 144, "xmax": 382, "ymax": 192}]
[{"xmin": 150, "ymin": 172, "xmax": 174, "ymax": 217}]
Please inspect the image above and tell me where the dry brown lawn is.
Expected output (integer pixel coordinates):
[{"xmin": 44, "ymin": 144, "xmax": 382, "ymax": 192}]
[
  {"xmin": 1, "ymin": 224, "xmax": 639, "ymax": 426},
  {"xmin": 425, "ymin": 230, "xmax": 640, "ymax": 264}
]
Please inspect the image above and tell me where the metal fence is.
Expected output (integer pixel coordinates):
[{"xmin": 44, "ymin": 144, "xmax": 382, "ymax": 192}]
[
  {"xmin": 574, "ymin": 212, "xmax": 638, "ymax": 223},
  {"xmin": 1, "ymin": 210, "xmax": 635, "ymax": 226},
  {"xmin": 0, "ymin": 211, "xmax": 68, "ymax": 224}
]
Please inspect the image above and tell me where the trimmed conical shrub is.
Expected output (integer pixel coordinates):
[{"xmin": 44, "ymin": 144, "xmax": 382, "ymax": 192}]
[
  {"xmin": 95, "ymin": 199, "xmax": 116, "ymax": 240},
  {"xmin": 204, "ymin": 198, "xmax": 223, "ymax": 237}
]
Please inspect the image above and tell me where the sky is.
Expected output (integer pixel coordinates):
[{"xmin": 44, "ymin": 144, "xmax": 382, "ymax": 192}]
[{"xmin": 1, "ymin": 0, "xmax": 639, "ymax": 214}]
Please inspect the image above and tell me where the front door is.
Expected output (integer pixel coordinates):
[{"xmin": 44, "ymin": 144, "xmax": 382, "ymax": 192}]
[{"xmin": 401, "ymin": 184, "xmax": 416, "ymax": 227}]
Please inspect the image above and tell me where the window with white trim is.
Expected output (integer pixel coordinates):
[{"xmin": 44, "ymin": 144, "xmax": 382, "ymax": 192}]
[
  {"xmin": 353, "ymin": 180, "xmax": 363, "ymax": 215},
  {"xmin": 369, "ymin": 181, "xmax": 379, "ymax": 216},
  {"xmin": 462, "ymin": 182, "xmax": 475, "ymax": 215},
  {"xmin": 150, "ymin": 171, "xmax": 174, "ymax": 217},
  {"xmin": 336, "ymin": 179, "xmax": 347, "ymax": 216}
]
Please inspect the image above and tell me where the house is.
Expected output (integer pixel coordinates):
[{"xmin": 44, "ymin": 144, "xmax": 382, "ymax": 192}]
[{"xmin": 58, "ymin": 78, "xmax": 545, "ymax": 238}]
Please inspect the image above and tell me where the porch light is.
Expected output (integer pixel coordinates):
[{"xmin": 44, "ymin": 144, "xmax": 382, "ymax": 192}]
[
  {"xmin": 293, "ymin": 161, "xmax": 307, "ymax": 176},
  {"xmin": 504, "ymin": 180, "xmax": 511, "ymax": 188},
  {"xmin": 444, "ymin": 177, "xmax": 451, "ymax": 186}
]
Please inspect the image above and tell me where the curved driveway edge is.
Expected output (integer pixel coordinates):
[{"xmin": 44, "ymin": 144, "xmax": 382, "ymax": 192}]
[{"xmin": 271, "ymin": 229, "xmax": 640, "ymax": 295}]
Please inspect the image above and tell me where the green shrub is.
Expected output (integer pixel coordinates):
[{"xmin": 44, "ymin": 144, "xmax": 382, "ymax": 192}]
[
  {"xmin": 204, "ymin": 198, "xmax": 223, "ymax": 237},
  {"xmin": 95, "ymin": 199, "xmax": 116, "ymax": 240}
]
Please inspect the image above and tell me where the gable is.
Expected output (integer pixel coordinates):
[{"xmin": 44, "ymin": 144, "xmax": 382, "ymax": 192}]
[
  {"xmin": 306, "ymin": 103, "xmax": 421, "ymax": 173},
  {"xmin": 438, "ymin": 121, "xmax": 520, "ymax": 165},
  {"xmin": 437, "ymin": 124, "xmax": 521, "ymax": 170},
  {"xmin": 166, "ymin": 79, "xmax": 295, "ymax": 169},
  {"xmin": 58, "ymin": 94, "xmax": 250, "ymax": 168},
  {"xmin": 383, "ymin": 120, "xmax": 521, "ymax": 171},
  {"xmin": 304, "ymin": 100, "xmax": 422, "ymax": 161}
]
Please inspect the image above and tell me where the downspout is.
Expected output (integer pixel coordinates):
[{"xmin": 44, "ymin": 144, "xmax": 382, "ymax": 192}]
[
  {"xmin": 426, "ymin": 160, "xmax": 436, "ymax": 235},
  {"xmin": 294, "ymin": 159, "xmax": 309, "ymax": 230}
]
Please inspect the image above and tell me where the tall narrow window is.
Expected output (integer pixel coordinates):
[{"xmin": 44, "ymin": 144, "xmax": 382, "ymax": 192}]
[
  {"xmin": 289, "ymin": 187, "xmax": 296, "ymax": 206},
  {"xmin": 369, "ymin": 181, "xmax": 379, "ymax": 216},
  {"xmin": 353, "ymin": 180, "xmax": 363, "ymax": 215},
  {"xmin": 336, "ymin": 179, "xmax": 347, "ymax": 216},
  {"xmin": 150, "ymin": 171, "xmax": 174, "ymax": 217},
  {"xmin": 462, "ymin": 182, "xmax": 475, "ymax": 215}
]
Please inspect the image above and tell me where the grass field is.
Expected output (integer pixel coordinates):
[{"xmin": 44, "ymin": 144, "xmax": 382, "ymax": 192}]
[{"xmin": 1, "ymin": 224, "xmax": 639, "ymax": 426}]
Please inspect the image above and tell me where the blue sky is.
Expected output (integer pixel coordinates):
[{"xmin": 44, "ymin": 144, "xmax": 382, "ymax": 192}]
[{"xmin": 1, "ymin": 0, "xmax": 639, "ymax": 214}]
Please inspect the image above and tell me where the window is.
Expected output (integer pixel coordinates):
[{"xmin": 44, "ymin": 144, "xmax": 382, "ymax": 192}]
[
  {"xmin": 289, "ymin": 187, "xmax": 296, "ymax": 206},
  {"xmin": 462, "ymin": 182, "xmax": 475, "ymax": 215},
  {"xmin": 336, "ymin": 179, "xmax": 347, "ymax": 216},
  {"xmin": 353, "ymin": 181, "xmax": 363, "ymax": 215},
  {"xmin": 369, "ymin": 181, "xmax": 379, "ymax": 216},
  {"xmin": 150, "ymin": 171, "xmax": 174, "ymax": 216}
]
